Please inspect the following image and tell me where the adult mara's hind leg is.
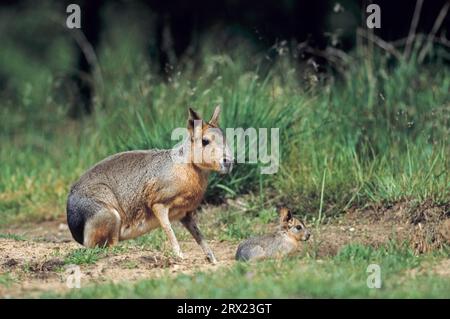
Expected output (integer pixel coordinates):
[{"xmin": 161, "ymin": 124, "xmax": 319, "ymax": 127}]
[{"xmin": 83, "ymin": 208, "xmax": 121, "ymax": 248}]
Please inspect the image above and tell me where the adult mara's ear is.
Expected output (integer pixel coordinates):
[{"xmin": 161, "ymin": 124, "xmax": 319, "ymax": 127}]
[
  {"xmin": 279, "ymin": 207, "xmax": 292, "ymax": 224},
  {"xmin": 188, "ymin": 107, "xmax": 202, "ymax": 132},
  {"xmin": 188, "ymin": 107, "xmax": 201, "ymax": 121},
  {"xmin": 209, "ymin": 105, "xmax": 221, "ymax": 126}
]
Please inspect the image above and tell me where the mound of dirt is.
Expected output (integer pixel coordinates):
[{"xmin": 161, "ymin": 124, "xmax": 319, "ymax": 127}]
[{"xmin": 344, "ymin": 199, "xmax": 449, "ymax": 253}]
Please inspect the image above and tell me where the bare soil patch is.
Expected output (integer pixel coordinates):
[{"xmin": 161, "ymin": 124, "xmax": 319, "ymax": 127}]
[
  {"xmin": 348, "ymin": 200, "xmax": 449, "ymax": 253},
  {"xmin": 0, "ymin": 219, "xmax": 236, "ymax": 298}
]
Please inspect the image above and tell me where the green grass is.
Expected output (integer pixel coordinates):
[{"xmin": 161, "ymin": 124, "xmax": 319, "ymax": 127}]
[
  {"xmin": 126, "ymin": 228, "xmax": 169, "ymax": 251},
  {"xmin": 64, "ymin": 246, "xmax": 126, "ymax": 265},
  {"xmin": 0, "ymin": 273, "xmax": 15, "ymax": 288},
  {"xmin": 45, "ymin": 243, "xmax": 450, "ymax": 298},
  {"xmin": 0, "ymin": 233, "xmax": 26, "ymax": 241},
  {"xmin": 64, "ymin": 247, "xmax": 106, "ymax": 265},
  {"xmin": 211, "ymin": 207, "xmax": 279, "ymax": 242}
]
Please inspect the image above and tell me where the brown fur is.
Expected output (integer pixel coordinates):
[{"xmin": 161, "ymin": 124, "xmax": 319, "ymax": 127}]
[{"xmin": 66, "ymin": 106, "xmax": 232, "ymax": 263}]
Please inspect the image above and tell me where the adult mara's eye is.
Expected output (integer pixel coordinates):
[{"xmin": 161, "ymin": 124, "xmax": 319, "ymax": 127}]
[
  {"xmin": 202, "ymin": 138, "xmax": 210, "ymax": 146},
  {"xmin": 291, "ymin": 226, "xmax": 300, "ymax": 233}
]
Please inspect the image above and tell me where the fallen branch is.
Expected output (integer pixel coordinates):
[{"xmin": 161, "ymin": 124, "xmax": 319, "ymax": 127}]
[
  {"xmin": 48, "ymin": 13, "xmax": 105, "ymax": 109},
  {"xmin": 356, "ymin": 28, "xmax": 403, "ymax": 60},
  {"xmin": 418, "ymin": 1, "xmax": 450, "ymax": 63},
  {"xmin": 404, "ymin": 0, "xmax": 424, "ymax": 60}
]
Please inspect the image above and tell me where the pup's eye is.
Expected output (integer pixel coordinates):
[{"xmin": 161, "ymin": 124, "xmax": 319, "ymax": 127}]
[
  {"xmin": 202, "ymin": 138, "xmax": 210, "ymax": 146},
  {"xmin": 296, "ymin": 225, "xmax": 303, "ymax": 230}
]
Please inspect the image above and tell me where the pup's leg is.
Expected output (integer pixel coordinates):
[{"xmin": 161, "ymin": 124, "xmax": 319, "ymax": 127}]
[
  {"xmin": 152, "ymin": 204, "xmax": 183, "ymax": 259},
  {"xmin": 83, "ymin": 208, "xmax": 121, "ymax": 248},
  {"xmin": 181, "ymin": 212, "xmax": 217, "ymax": 264}
]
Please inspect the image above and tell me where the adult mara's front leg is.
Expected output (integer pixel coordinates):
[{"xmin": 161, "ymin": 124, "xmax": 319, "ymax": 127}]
[
  {"xmin": 152, "ymin": 203, "xmax": 183, "ymax": 259},
  {"xmin": 180, "ymin": 212, "xmax": 217, "ymax": 264}
]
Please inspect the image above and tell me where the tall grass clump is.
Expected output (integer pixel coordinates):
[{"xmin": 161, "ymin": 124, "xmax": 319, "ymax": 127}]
[{"xmin": 274, "ymin": 47, "xmax": 449, "ymax": 216}]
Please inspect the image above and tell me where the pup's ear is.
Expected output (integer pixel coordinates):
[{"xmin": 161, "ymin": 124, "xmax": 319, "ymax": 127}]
[
  {"xmin": 188, "ymin": 108, "xmax": 202, "ymax": 133},
  {"xmin": 209, "ymin": 105, "xmax": 221, "ymax": 126},
  {"xmin": 279, "ymin": 208, "xmax": 292, "ymax": 224}
]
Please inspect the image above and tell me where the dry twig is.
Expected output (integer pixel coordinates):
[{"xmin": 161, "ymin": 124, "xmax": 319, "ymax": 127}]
[
  {"xmin": 357, "ymin": 28, "xmax": 403, "ymax": 60},
  {"xmin": 418, "ymin": 2, "xmax": 450, "ymax": 63},
  {"xmin": 404, "ymin": 0, "xmax": 424, "ymax": 60}
]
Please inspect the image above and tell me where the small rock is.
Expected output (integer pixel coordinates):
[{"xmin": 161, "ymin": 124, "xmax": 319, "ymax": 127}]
[{"xmin": 349, "ymin": 227, "xmax": 355, "ymax": 232}]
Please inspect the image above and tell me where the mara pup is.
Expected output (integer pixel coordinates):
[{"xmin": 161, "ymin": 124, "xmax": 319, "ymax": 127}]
[
  {"xmin": 67, "ymin": 106, "xmax": 233, "ymax": 263},
  {"xmin": 235, "ymin": 208, "xmax": 310, "ymax": 261}
]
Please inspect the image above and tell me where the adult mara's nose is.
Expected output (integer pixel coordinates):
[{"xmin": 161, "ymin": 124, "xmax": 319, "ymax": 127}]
[
  {"xmin": 219, "ymin": 157, "xmax": 233, "ymax": 174},
  {"xmin": 303, "ymin": 232, "xmax": 311, "ymax": 241}
]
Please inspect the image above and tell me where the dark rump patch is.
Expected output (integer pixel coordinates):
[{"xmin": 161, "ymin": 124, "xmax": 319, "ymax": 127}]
[{"xmin": 66, "ymin": 193, "xmax": 97, "ymax": 245}]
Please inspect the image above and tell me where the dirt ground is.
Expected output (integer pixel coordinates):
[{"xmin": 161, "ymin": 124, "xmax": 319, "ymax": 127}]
[
  {"xmin": 0, "ymin": 201, "xmax": 448, "ymax": 298},
  {"xmin": 0, "ymin": 220, "xmax": 236, "ymax": 298}
]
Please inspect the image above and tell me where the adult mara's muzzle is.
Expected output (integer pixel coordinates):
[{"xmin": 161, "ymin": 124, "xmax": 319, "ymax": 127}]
[{"xmin": 219, "ymin": 158, "xmax": 233, "ymax": 174}]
